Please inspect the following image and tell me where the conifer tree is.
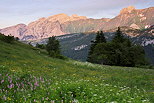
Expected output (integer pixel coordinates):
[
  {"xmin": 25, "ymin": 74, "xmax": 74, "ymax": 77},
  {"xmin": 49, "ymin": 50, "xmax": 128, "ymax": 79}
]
[
  {"xmin": 87, "ymin": 30, "xmax": 106, "ymax": 62},
  {"xmin": 46, "ymin": 36, "xmax": 60, "ymax": 57},
  {"xmin": 87, "ymin": 27, "xmax": 147, "ymax": 67},
  {"xmin": 99, "ymin": 31, "xmax": 106, "ymax": 43},
  {"xmin": 112, "ymin": 27, "xmax": 125, "ymax": 43},
  {"xmin": 95, "ymin": 31, "xmax": 100, "ymax": 43}
]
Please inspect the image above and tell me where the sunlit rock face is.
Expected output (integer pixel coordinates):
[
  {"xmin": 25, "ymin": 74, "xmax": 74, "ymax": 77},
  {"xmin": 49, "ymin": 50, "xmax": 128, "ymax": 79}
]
[
  {"xmin": 130, "ymin": 23, "xmax": 140, "ymax": 29},
  {"xmin": 0, "ymin": 24, "xmax": 27, "ymax": 39},
  {"xmin": 0, "ymin": 14, "xmax": 88, "ymax": 40},
  {"xmin": 103, "ymin": 7, "xmax": 154, "ymax": 30},
  {"xmin": 22, "ymin": 14, "xmax": 88, "ymax": 40},
  {"xmin": 120, "ymin": 6, "xmax": 135, "ymax": 14}
]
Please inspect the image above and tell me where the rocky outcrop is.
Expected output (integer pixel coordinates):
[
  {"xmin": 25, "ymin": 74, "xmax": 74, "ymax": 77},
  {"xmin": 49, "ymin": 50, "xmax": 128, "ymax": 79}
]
[
  {"xmin": 120, "ymin": 6, "xmax": 135, "ymax": 14},
  {"xmin": 104, "ymin": 7, "xmax": 154, "ymax": 30},
  {"xmin": 0, "ymin": 24, "xmax": 27, "ymax": 39},
  {"xmin": 130, "ymin": 23, "xmax": 140, "ymax": 29}
]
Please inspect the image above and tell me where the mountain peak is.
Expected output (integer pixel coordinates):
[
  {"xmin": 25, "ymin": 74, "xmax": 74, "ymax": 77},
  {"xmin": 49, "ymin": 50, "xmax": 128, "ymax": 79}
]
[
  {"xmin": 120, "ymin": 6, "xmax": 136, "ymax": 14},
  {"xmin": 46, "ymin": 13, "xmax": 87, "ymax": 24},
  {"xmin": 50, "ymin": 13, "xmax": 69, "ymax": 18},
  {"xmin": 71, "ymin": 14, "xmax": 78, "ymax": 17},
  {"xmin": 56, "ymin": 13, "xmax": 68, "ymax": 16},
  {"xmin": 71, "ymin": 14, "xmax": 87, "ymax": 19}
]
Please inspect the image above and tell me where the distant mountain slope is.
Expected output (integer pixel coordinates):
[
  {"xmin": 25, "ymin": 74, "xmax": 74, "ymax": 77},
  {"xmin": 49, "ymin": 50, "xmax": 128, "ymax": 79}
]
[
  {"xmin": 0, "ymin": 24, "xmax": 27, "ymax": 38},
  {"xmin": 58, "ymin": 33, "xmax": 96, "ymax": 61},
  {"xmin": 0, "ymin": 6, "xmax": 154, "ymax": 40},
  {"xmin": 29, "ymin": 26, "xmax": 154, "ymax": 64},
  {"xmin": 61, "ymin": 18, "xmax": 109, "ymax": 33}
]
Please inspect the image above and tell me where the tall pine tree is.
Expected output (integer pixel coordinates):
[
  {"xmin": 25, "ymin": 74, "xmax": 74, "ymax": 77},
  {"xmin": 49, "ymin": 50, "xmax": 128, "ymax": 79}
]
[
  {"xmin": 99, "ymin": 31, "xmax": 106, "ymax": 43},
  {"xmin": 87, "ymin": 30, "xmax": 106, "ymax": 62},
  {"xmin": 46, "ymin": 36, "xmax": 60, "ymax": 57},
  {"xmin": 112, "ymin": 27, "xmax": 125, "ymax": 43}
]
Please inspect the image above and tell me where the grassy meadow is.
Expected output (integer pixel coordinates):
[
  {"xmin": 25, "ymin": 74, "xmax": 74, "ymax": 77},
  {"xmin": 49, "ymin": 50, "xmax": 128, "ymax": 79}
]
[{"xmin": 0, "ymin": 39, "xmax": 154, "ymax": 103}]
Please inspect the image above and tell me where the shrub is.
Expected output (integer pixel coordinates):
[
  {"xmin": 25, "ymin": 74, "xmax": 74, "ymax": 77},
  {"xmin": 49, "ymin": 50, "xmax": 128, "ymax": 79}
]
[
  {"xmin": 2, "ymin": 34, "xmax": 15, "ymax": 43},
  {"xmin": 36, "ymin": 43, "xmax": 46, "ymax": 49}
]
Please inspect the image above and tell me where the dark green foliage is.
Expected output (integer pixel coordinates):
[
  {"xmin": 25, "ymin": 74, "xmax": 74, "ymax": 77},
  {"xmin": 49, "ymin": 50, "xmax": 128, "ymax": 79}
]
[
  {"xmin": 1, "ymin": 34, "xmax": 15, "ymax": 43},
  {"xmin": 95, "ymin": 31, "xmax": 106, "ymax": 43},
  {"xmin": 36, "ymin": 43, "xmax": 46, "ymax": 49},
  {"xmin": 89, "ymin": 42, "xmax": 112, "ymax": 64},
  {"xmin": 0, "ymin": 33, "xmax": 20, "ymax": 43},
  {"xmin": 99, "ymin": 31, "xmax": 106, "ymax": 43},
  {"xmin": 88, "ymin": 27, "xmax": 147, "ymax": 67},
  {"xmin": 95, "ymin": 31, "xmax": 101, "ymax": 43},
  {"xmin": 46, "ymin": 36, "xmax": 61, "ymax": 58},
  {"xmin": 0, "ymin": 33, "xmax": 5, "ymax": 40},
  {"xmin": 130, "ymin": 45, "xmax": 148, "ymax": 66},
  {"xmin": 148, "ymin": 65, "xmax": 154, "ymax": 69},
  {"xmin": 87, "ymin": 31, "xmax": 106, "ymax": 62},
  {"xmin": 112, "ymin": 27, "xmax": 125, "ymax": 43}
]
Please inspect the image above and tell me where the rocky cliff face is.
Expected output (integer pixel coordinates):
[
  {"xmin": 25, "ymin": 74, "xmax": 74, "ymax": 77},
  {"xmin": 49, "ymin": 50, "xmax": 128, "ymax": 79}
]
[
  {"xmin": 120, "ymin": 6, "xmax": 135, "ymax": 14},
  {"xmin": 0, "ymin": 6, "xmax": 154, "ymax": 40},
  {"xmin": 104, "ymin": 6, "xmax": 154, "ymax": 30},
  {"xmin": 0, "ymin": 14, "xmax": 88, "ymax": 40},
  {"xmin": 0, "ymin": 24, "xmax": 27, "ymax": 39}
]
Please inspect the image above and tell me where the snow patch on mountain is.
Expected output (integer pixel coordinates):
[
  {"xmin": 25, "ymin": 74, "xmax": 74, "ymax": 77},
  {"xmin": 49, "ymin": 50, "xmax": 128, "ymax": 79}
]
[
  {"xmin": 73, "ymin": 45, "xmax": 88, "ymax": 51},
  {"xmin": 142, "ymin": 39, "xmax": 154, "ymax": 46}
]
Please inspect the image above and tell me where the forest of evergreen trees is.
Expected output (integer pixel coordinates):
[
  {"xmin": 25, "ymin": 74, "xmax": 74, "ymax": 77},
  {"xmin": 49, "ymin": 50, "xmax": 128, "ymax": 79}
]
[{"xmin": 87, "ymin": 27, "xmax": 148, "ymax": 67}]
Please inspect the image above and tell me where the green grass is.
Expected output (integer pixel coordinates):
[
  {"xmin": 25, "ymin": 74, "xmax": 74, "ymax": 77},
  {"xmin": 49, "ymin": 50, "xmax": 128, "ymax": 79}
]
[{"xmin": 0, "ymin": 39, "xmax": 154, "ymax": 103}]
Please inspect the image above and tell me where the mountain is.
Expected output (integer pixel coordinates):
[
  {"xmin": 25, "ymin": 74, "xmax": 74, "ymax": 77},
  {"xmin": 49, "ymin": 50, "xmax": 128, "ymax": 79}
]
[
  {"xmin": 28, "ymin": 26, "xmax": 154, "ymax": 64},
  {"xmin": 0, "ymin": 6, "xmax": 154, "ymax": 40},
  {"xmin": 0, "ymin": 14, "xmax": 88, "ymax": 40},
  {"xmin": 62, "ymin": 6, "xmax": 154, "ymax": 33},
  {"xmin": 0, "ymin": 24, "xmax": 27, "ymax": 38}
]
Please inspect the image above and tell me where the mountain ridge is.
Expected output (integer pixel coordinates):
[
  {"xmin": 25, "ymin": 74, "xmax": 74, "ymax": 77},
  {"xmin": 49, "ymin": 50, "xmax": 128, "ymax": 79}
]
[{"xmin": 0, "ymin": 6, "xmax": 154, "ymax": 40}]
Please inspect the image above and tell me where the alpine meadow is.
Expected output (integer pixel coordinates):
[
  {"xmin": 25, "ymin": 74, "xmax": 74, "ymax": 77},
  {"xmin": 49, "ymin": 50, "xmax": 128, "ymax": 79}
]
[{"xmin": 0, "ymin": 0, "xmax": 154, "ymax": 103}]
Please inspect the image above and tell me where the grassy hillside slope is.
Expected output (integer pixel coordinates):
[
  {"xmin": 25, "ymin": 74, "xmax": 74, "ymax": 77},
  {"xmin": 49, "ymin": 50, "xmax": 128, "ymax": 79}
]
[{"xmin": 0, "ymin": 38, "xmax": 154, "ymax": 102}]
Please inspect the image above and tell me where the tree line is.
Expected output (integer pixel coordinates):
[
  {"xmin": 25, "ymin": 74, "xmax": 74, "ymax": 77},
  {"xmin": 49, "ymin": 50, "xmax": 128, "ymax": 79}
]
[{"xmin": 0, "ymin": 29, "xmax": 149, "ymax": 67}]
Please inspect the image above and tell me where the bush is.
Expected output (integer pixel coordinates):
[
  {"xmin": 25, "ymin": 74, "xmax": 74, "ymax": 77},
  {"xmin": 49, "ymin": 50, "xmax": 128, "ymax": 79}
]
[
  {"xmin": 1, "ymin": 34, "xmax": 15, "ymax": 43},
  {"xmin": 36, "ymin": 43, "xmax": 46, "ymax": 49},
  {"xmin": 148, "ymin": 65, "xmax": 154, "ymax": 69}
]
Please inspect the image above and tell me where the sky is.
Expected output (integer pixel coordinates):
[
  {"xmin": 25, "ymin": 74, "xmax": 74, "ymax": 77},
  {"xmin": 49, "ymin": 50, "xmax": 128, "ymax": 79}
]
[{"xmin": 0, "ymin": 0, "xmax": 154, "ymax": 28}]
